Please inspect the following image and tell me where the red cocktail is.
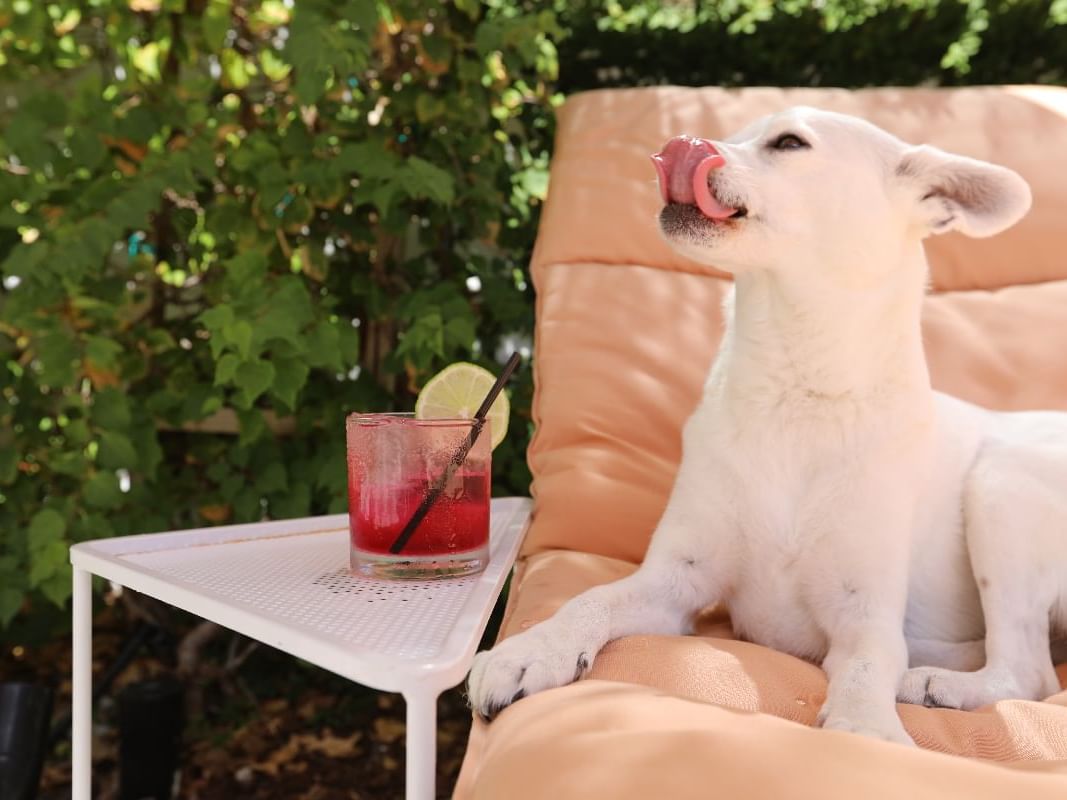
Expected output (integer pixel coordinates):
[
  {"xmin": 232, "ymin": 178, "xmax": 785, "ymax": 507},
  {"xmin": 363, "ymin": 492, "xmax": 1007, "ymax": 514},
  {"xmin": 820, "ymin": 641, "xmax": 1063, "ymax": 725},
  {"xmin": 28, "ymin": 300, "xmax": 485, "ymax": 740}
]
[{"xmin": 346, "ymin": 414, "xmax": 490, "ymax": 579}]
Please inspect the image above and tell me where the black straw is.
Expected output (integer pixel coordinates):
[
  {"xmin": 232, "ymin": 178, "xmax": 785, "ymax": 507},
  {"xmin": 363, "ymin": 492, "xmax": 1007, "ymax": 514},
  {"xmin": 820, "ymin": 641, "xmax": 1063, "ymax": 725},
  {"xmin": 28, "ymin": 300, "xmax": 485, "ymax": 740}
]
[{"xmin": 388, "ymin": 352, "xmax": 523, "ymax": 555}]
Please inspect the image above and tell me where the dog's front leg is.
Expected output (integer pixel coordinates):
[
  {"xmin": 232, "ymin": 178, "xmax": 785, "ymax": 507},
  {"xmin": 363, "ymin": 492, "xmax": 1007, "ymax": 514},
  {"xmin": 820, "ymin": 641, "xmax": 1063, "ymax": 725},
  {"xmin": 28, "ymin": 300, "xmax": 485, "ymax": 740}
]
[
  {"xmin": 810, "ymin": 497, "xmax": 914, "ymax": 746},
  {"xmin": 467, "ymin": 470, "xmax": 730, "ymax": 721},
  {"xmin": 466, "ymin": 563, "xmax": 693, "ymax": 721},
  {"xmin": 817, "ymin": 618, "xmax": 912, "ymax": 745}
]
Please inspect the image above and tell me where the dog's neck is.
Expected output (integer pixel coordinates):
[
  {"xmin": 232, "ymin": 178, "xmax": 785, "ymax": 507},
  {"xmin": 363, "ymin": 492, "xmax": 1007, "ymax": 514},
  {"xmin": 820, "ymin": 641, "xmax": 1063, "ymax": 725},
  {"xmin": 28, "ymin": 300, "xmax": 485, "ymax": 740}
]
[{"xmin": 714, "ymin": 243, "xmax": 932, "ymax": 408}]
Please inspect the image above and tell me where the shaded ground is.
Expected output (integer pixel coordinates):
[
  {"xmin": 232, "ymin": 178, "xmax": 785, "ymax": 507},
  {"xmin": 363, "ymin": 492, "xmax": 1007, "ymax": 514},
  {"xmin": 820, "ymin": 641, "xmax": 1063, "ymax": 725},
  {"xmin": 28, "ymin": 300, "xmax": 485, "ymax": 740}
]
[{"xmin": 3, "ymin": 596, "xmax": 495, "ymax": 799}]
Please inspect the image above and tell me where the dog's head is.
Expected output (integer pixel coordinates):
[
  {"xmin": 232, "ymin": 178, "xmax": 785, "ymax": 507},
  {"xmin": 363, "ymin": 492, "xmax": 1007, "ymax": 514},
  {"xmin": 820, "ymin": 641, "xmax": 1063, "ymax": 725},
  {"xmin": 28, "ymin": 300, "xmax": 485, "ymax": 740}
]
[{"xmin": 654, "ymin": 107, "xmax": 1032, "ymax": 279}]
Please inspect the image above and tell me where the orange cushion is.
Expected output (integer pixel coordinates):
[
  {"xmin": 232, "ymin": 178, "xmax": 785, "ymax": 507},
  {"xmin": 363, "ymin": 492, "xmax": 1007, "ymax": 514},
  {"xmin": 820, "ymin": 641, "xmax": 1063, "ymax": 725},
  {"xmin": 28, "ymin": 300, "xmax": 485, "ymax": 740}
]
[
  {"xmin": 459, "ymin": 682, "xmax": 1067, "ymax": 800},
  {"xmin": 456, "ymin": 552, "xmax": 1067, "ymax": 799}
]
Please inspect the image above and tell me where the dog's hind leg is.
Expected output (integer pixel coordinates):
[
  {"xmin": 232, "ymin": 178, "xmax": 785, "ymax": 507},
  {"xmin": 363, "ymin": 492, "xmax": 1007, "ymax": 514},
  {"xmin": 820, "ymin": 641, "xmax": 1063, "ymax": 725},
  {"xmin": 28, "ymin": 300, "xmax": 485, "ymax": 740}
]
[{"xmin": 899, "ymin": 446, "xmax": 1064, "ymax": 709}]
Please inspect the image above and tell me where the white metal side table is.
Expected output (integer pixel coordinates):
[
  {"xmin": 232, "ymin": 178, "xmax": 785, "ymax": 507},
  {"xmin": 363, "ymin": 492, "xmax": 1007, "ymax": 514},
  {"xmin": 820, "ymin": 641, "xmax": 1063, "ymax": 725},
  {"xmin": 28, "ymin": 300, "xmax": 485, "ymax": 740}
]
[{"xmin": 70, "ymin": 496, "xmax": 531, "ymax": 800}]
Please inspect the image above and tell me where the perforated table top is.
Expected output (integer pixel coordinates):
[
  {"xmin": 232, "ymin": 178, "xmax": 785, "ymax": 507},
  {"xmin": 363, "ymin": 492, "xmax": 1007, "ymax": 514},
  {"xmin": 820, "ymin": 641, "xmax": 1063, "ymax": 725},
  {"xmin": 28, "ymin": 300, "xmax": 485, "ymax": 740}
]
[{"xmin": 71, "ymin": 497, "xmax": 532, "ymax": 693}]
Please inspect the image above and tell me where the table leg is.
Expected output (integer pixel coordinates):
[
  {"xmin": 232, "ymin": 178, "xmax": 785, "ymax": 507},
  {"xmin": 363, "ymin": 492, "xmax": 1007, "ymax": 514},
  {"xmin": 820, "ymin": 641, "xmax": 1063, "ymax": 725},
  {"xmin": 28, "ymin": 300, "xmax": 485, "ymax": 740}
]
[
  {"xmin": 403, "ymin": 688, "xmax": 440, "ymax": 800},
  {"xmin": 72, "ymin": 568, "xmax": 92, "ymax": 800}
]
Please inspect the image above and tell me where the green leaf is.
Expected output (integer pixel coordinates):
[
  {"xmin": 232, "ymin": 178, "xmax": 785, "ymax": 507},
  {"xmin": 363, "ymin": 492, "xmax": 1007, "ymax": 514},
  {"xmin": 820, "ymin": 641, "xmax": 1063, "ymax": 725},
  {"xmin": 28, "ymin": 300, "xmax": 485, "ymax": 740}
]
[
  {"xmin": 342, "ymin": 0, "xmax": 378, "ymax": 32},
  {"xmin": 223, "ymin": 319, "xmax": 254, "ymax": 359},
  {"xmin": 415, "ymin": 93, "xmax": 446, "ymax": 123},
  {"xmin": 0, "ymin": 586, "xmax": 23, "ymax": 627},
  {"xmin": 69, "ymin": 129, "xmax": 106, "ymax": 171},
  {"xmin": 29, "ymin": 540, "xmax": 68, "ymax": 587},
  {"xmin": 64, "ymin": 419, "xmax": 92, "ymax": 445},
  {"xmin": 370, "ymin": 181, "xmax": 400, "ymax": 216},
  {"xmin": 395, "ymin": 312, "xmax": 445, "ymax": 365},
  {"xmin": 199, "ymin": 304, "xmax": 235, "ymax": 333},
  {"xmin": 445, "ymin": 315, "xmax": 477, "ymax": 349},
  {"xmin": 84, "ymin": 471, "xmax": 124, "ymax": 509},
  {"xmin": 200, "ymin": 304, "xmax": 236, "ymax": 358},
  {"xmin": 116, "ymin": 105, "xmax": 160, "ymax": 144},
  {"xmin": 40, "ymin": 565, "xmax": 73, "ymax": 607},
  {"xmin": 404, "ymin": 157, "xmax": 455, "ymax": 204},
  {"xmin": 253, "ymin": 279, "xmax": 314, "ymax": 347},
  {"xmin": 1, "ymin": 241, "xmax": 50, "ymax": 284},
  {"xmin": 73, "ymin": 514, "xmax": 115, "ymax": 543},
  {"xmin": 454, "ymin": 0, "xmax": 480, "ymax": 19},
  {"xmin": 236, "ymin": 407, "xmax": 267, "ymax": 446},
  {"xmin": 86, "ymin": 335, "xmax": 123, "ymax": 368},
  {"xmin": 49, "ymin": 450, "xmax": 89, "ymax": 477},
  {"xmin": 35, "ymin": 329, "xmax": 79, "ymax": 386},
  {"xmin": 92, "ymin": 388, "xmax": 132, "ymax": 429},
  {"xmin": 202, "ymin": 0, "xmax": 232, "ymax": 50},
  {"xmin": 232, "ymin": 487, "xmax": 262, "ymax": 521},
  {"xmin": 335, "ymin": 142, "xmax": 402, "ymax": 178},
  {"xmin": 130, "ymin": 425, "xmax": 163, "ymax": 479},
  {"xmin": 271, "ymin": 356, "xmax": 310, "ymax": 409},
  {"xmin": 145, "ymin": 329, "xmax": 177, "ymax": 353},
  {"xmin": 260, "ymin": 48, "xmax": 292, "ymax": 82},
  {"xmin": 315, "ymin": 444, "xmax": 345, "ymax": 492},
  {"xmin": 220, "ymin": 472, "xmax": 244, "ymax": 500},
  {"xmin": 287, "ymin": 8, "xmax": 333, "ymax": 104},
  {"xmin": 220, "ymin": 48, "xmax": 251, "ymax": 89},
  {"xmin": 214, "ymin": 353, "xmax": 240, "ymax": 385},
  {"xmin": 338, "ymin": 325, "xmax": 361, "ymax": 365},
  {"xmin": 305, "ymin": 322, "xmax": 343, "ymax": 370},
  {"xmin": 223, "ymin": 252, "xmax": 269, "ymax": 287},
  {"xmin": 131, "ymin": 42, "xmax": 163, "ymax": 82},
  {"xmin": 98, "ymin": 430, "xmax": 139, "ymax": 469},
  {"xmin": 254, "ymin": 461, "xmax": 287, "ymax": 493},
  {"xmin": 28, "ymin": 509, "xmax": 67, "ymax": 554},
  {"xmin": 270, "ymin": 481, "xmax": 311, "ymax": 519},
  {"xmin": 235, "ymin": 360, "xmax": 275, "ymax": 407},
  {"xmin": 6, "ymin": 113, "xmax": 50, "ymax": 170}
]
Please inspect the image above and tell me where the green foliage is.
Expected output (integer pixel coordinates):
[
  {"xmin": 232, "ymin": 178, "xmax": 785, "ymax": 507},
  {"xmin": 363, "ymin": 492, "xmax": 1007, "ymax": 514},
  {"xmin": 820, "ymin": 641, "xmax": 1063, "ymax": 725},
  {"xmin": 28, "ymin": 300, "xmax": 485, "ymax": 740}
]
[
  {"xmin": 0, "ymin": 0, "xmax": 550, "ymax": 627},
  {"xmin": 557, "ymin": 0, "xmax": 1067, "ymax": 90},
  {"xmin": 1, "ymin": 0, "xmax": 1063, "ymax": 631}
]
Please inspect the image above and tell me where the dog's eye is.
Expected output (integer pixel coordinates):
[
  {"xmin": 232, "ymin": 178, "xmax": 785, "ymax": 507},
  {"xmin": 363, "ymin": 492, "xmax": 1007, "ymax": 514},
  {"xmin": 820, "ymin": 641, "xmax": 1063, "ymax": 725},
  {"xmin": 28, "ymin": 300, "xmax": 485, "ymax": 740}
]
[{"xmin": 769, "ymin": 133, "xmax": 809, "ymax": 151}]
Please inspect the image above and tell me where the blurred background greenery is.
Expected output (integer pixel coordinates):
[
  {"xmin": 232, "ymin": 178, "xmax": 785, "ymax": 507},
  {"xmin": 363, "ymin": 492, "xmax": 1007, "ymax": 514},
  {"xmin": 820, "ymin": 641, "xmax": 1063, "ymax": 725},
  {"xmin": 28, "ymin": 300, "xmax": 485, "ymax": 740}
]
[{"xmin": 2, "ymin": 0, "xmax": 1066, "ymax": 639}]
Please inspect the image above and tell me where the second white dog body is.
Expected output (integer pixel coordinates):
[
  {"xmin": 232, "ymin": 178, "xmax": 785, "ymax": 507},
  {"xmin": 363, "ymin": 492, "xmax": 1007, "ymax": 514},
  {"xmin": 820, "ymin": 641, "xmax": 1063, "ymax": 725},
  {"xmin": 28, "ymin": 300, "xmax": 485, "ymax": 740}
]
[{"xmin": 468, "ymin": 108, "xmax": 1067, "ymax": 744}]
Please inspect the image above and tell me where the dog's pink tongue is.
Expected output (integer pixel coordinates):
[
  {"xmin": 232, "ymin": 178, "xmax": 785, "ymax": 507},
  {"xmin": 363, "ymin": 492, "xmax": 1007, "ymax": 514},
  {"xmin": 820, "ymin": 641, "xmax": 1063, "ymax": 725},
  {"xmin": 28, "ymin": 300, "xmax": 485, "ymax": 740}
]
[{"xmin": 651, "ymin": 135, "xmax": 736, "ymax": 220}]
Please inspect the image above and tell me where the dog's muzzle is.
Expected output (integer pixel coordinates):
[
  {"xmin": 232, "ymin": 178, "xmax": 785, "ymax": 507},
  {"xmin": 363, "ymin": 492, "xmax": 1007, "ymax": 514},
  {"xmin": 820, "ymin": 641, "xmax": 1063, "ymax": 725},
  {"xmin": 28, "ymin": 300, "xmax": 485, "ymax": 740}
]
[{"xmin": 651, "ymin": 136, "xmax": 737, "ymax": 220}]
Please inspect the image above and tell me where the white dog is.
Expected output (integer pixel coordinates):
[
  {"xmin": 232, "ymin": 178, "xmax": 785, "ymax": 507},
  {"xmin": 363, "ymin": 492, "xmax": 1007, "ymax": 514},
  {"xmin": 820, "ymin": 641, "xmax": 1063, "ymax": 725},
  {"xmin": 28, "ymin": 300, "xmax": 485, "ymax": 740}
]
[{"xmin": 468, "ymin": 107, "xmax": 1067, "ymax": 745}]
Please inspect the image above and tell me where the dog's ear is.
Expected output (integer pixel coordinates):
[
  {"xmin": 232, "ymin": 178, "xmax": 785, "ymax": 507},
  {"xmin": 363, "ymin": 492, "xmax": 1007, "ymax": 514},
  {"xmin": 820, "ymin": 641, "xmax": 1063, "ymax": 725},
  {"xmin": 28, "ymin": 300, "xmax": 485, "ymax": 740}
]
[{"xmin": 895, "ymin": 145, "xmax": 1031, "ymax": 238}]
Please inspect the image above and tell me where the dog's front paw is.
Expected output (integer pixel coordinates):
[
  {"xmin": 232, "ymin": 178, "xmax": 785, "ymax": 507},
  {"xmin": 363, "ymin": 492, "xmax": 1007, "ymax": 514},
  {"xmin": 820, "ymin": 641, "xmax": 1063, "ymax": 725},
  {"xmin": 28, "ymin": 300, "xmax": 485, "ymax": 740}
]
[
  {"xmin": 819, "ymin": 713, "xmax": 916, "ymax": 746},
  {"xmin": 467, "ymin": 624, "xmax": 594, "ymax": 722},
  {"xmin": 817, "ymin": 703, "xmax": 915, "ymax": 746}
]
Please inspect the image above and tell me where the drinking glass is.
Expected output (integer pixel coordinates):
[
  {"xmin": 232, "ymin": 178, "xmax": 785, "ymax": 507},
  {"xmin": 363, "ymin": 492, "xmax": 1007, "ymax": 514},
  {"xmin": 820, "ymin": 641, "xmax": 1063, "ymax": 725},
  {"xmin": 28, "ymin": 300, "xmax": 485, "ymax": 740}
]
[{"xmin": 346, "ymin": 413, "xmax": 490, "ymax": 579}]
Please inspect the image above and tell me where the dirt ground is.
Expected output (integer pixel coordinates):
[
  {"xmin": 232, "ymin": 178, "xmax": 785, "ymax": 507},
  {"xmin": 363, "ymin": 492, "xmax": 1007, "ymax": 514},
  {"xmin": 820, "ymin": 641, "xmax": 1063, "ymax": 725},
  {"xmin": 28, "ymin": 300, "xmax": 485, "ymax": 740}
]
[{"xmin": 3, "ymin": 598, "xmax": 490, "ymax": 800}]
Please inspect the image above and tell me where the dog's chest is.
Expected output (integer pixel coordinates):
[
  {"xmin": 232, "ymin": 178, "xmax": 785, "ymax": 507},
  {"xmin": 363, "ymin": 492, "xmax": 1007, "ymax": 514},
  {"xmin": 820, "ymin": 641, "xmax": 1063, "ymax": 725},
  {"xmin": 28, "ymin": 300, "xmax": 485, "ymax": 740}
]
[
  {"xmin": 724, "ymin": 508, "xmax": 831, "ymax": 661},
  {"xmin": 685, "ymin": 391, "xmax": 927, "ymax": 661}
]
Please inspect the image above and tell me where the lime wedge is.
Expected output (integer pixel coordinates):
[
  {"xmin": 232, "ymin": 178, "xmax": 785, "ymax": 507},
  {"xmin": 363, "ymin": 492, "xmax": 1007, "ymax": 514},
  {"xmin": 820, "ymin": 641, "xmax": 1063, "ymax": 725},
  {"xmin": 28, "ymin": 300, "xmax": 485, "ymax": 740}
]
[{"xmin": 415, "ymin": 362, "xmax": 510, "ymax": 450}]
